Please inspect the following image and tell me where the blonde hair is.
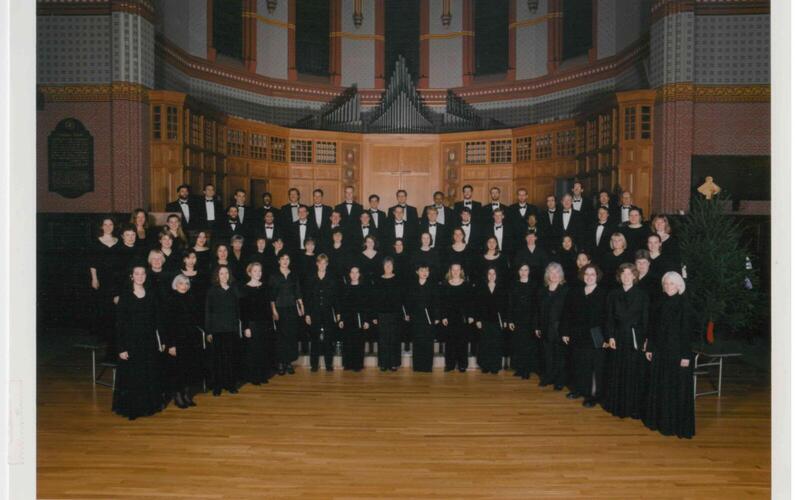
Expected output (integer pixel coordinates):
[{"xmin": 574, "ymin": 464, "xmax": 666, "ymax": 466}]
[
  {"xmin": 610, "ymin": 232, "xmax": 628, "ymax": 250},
  {"xmin": 661, "ymin": 271, "xmax": 686, "ymax": 295},
  {"xmin": 650, "ymin": 214, "xmax": 672, "ymax": 234},
  {"xmin": 147, "ymin": 249, "xmax": 165, "ymax": 266},
  {"xmin": 445, "ymin": 263, "xmax": 465, "ymax": 282}
]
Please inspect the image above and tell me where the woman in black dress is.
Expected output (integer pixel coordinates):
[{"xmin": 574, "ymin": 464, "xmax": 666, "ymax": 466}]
[
  {"xmin": 229, "ymin": 235, "xmax": 248, "ymax": 284},
  {"xmin": 562, "ymin": 264, "xmax": 607, "ymax": 407},
  {"xmin": 264, "ymin": 238, "xmax": 285, "ymax": 279},
  {"xmin": 357, "ymin": 235, "xmax": 382, "ymax": 287},
  {"xmin": 634, "ymin": 250, "xmax": 661, "ymax": 302},
  {"xmin": 444, "ymin": 228, "xmax": 474, "ymax": 282},
  {"xmin": 269, "ymin": 253, "xmax": 304, "ymax": 375},
  {"xmin": 405, "ymin": 264, "xmax": 441, "ymax": 372},
  {"xmin": 556, "ymin": 235, "xmax": 579, "ymax": 285},
  {"xmin": 643, "ymin": 271, "xmax": 695, "ymax": 438},
  {"xmin": 297, "ymin": 237, "xmax": 319, "ymax": 284},
  {"xmin": 600, "ymin": 233, "xmax": 632, "ymax": 288},
  {"xmin": 146, "ymin": 249, "xmax": 174, "ymax": 301},
  {"xmin": 248, "ymin": 237, "xmax": 270, "ymax": 271},
  {"xmin": 192, "ymin": 230, "xmax": 213, "ymax": 272},
  {"xmin": 508, "ymin": 264, "xmax": 537, "ymax": 379},
  {"xmin": 205, "ymin": 265, "xmax": 241, "ymax": 396},
  {"xmin": 113, "ymin": 265, "xmax": 164, "ymax": 420},
  {"xmin": 338, "ymin": 266, "xmax": 372, "ymax": 371},
  {"xmin": 647, "ymin": 233, "xmax": 681, "ymax": 279},
  {"xmin": 412, "ymin": 233, "xmax": 441, "ymax": 285},
  {"xmin": 163, "ymin": 274, "xmax": 203, "ymax": 409},
  {"xmin": 475, "ymin": 267, "xmax": 507, "ymax": 374},
  {"xmin": 303, "ymin": 254, "xmax": 341, "ymax": 372},
  {"xmin": 88, "ymin": 217, "xmax": 119, "ymax": 351},
  {"xmin": 165, "ymin": 213, "xmax": 188, "ymax": 251},
  {"xmin": 157, "ymin": 230, "xmax": 181, "ymax": 273},
  {"xmin": 180, "ymin": 250, "xmax": 209, "ymax": 312},
  {"xmin": 536, "ymin": 262, "xmax": 569, "ymax": 390},
  {"xmin": 622, "ymin": 207, "xmax": 649, "ymax": 252},
  {"xmin": 130, "ymin": 208, "xmax": 154, "ymax": 250},
  {"xmin": 475, "ymin": 236, "xmax": 510, "ymax": 286},
  {"xmin": 651, "ymin": 214, "xmax": 681, "ymax": 270},
  {"xmin": 374, "ymin": 257, "xmax": 405, "ymax": 371},
  {"xmin": 327, "ymin": 229, "xmax": 351, "ymax": 284},
  {"xmin": 440, "ymin": 263, "xmax": 473, "ymax": 373},
  {"xmin": 240, "ymin": 262, "xmax": 271, "ymax": 385},
  {"xmin": 603, "ymin": 263, "xmax": 650, "ymax": 419},
  {"xmin": 573, "ymin": 252, "xmax": 591, "ymax": 286},
  {"xmin": 212, "ymin": 243, "xmax": 231, "ymax": 273}
]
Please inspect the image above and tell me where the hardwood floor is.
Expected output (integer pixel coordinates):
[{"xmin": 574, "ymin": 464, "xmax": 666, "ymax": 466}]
[{"xmin": 37, "ymin": 349, "xmax": 770, "ymax": 499}]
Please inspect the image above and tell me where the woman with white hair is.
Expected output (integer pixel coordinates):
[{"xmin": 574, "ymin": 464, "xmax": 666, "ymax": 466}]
[
  {"xmin": 535, "ymin": 262, "xmax": 570, "ymax": 390},
  {"xmin": 163, "ymin": 273, "xmax": 202, "ymax": 409},
  {"xmin": 600, "ymin": 232, "xmax": 632, "ymax": 288},
  {"xmin": 643, "ymin": 272, "xmax": 695, "ymax": 438}
]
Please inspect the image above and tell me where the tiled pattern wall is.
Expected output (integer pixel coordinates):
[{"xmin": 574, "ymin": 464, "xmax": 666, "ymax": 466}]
[
  {"xmin": 341, "ymin": 0, "xmax": 376, "ymax": 88},
  {"xmin": 256, "ymin": 0, "xmax": 289, "ymax": 79},
  {"xmin": 38, "ymin": 15, "xmax": 112, "ymax": 85},
  {"xmin": 650, "ymin": 11, "xmax": 695, "ymax": 86},
  {"xmin": 694, "ymin": 15, "xmax": 770, "ymax": 85},
  {"xmin": 112, "ymin": 11, "xmax": 155, "ymax": 87},
  {"xmin": 155, "ymin": 0, "xmax": 207, "ymax": 59},
  {"xmin": 515, "ymin": 0, "xmax": 548, "ymax": 80}
]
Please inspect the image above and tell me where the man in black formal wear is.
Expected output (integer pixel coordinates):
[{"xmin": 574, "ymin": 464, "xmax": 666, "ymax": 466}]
[
  {"xmin": 615, "ymin": 190, "xmax": 634, "ymax": 226},
  {"xmin": 255, "ymin": 192, "xmax": 281, "ymax": 231},
  {"xmin": 586, "ymin": 206, "xmax": 613, "ymax": 259},
  {"xmin": 257, "ymin": 210, "xmax": 282, "ymax": 243},
  {"xmin": 513, "ymin": 231, "xmax": 552, "ymax": 283},
  {"xmin": 385, "ymin": 204, "xmax": 418, "ymax": 249},
  {"xmin": 335, "ymin": 185, "xmax": 363, "ymax": 231},
  {"xmin": 387, "ymin": 189, "xmax": 419, "ymax": 226},
  {"xmin": 453, "ymin": 184, "xmax": 482, "ymax": 215},
  {"xmin": 199, "ymin": 183, "xmax": 224, "ymax": 231},
  {"xmin": 489, "ymin": 207, "xmax": 513, "ymax": 255},
  {"xmin": 481, "ymin": 186, "xmax": 507, "ymax": 227},
  {"xmin": 539, "ymin": 194, "xmax": 560, "ymax": 254},
  {"xmin": 366, "ymin": 194, "xmax": 387, "ymax": 233},
  {"xmin": 165, "ymin": 184, "xmax": 199, "ymax": 230},
  {"xmin": 309, "ymin": 188, "xmax": 333, "ymax": 234},
  {"xmin": 423, "ymin": 191, "xmax": 456, "ymax": 231},
  {"xmin": 457, "ymin": 207, "xmax": 482, "ymax": 250},
  {"xmin": 280, "ymin": 188, "xmax": 306, "ymax": 232},
  {"xmin": 420, "ymin": 206, "xmax": 448, "ymax": 250},
  {"xmin": 557, "ymin": 193, "xmax": 585, "ymax": 249},
  {"xmin": 596, "ymin": 189, "xmax": 616, "ymax": 225},
  {"xmin": 353, "ymin": 210, "xmax": 380, "ymax": 247},
  {"xmin": 218, "ymin": 205, "xmax": 247, "ymax": 242},
  {"xmin": 290, "ymin": 205, "xmax": 319, "ymax": 258},
  {"xmin": 506, "ymin": 187, "xmax": 538, "ymax": 247},
  {"xmin": 232, "ymin": 189, "xmax": 256, "ymax": 229},
  {"xmin": 570, "ymin": 180, "xmax": 593, "ymax": 215}
]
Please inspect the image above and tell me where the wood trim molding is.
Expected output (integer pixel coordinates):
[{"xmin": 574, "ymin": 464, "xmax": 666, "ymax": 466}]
[
  {"xmin": 39, "ymin": 82, "xmax": 151, "ymax": 103},
  {"xmin": 243, "ymin": 0, "xmax": 258, "ymax": 72},
  {"xmin": 207, "ymin": 0, "xmax": 216, "ymax": 62},
  {"xmin": 547, "ymin": 0, "xmax": 563, "ymax": 73},
  {"xmin": 655, "ymin": 83, "xmax": 771, "ymax": 103},
  {"xmin": 330, "ymin": 0, "xmax": 342, "ymax": 86}
]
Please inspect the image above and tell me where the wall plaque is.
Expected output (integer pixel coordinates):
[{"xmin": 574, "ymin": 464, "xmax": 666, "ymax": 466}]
[{"xmin": 48, "ymin": 118, "xmax": 94, "ymax": 198}]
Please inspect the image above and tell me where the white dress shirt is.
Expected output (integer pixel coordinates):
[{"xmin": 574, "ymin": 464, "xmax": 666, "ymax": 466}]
[
  {"xmin": 205, "ymin": 199, "xmax": 216, "ymax": 221},
  {"xmin": 265, "ymin": 224, "xmax": 275, "ymax": 240},
  {"xmin": 461, "ymin": 222, "xmax": 471, "ymax": 243},
  {"xmin": 236, "ymin": 205, "xmax": 246, "ymax": 223},
  {"xmin": 314, "ymin": 205, "xmax": 324, "ymax": 227},
  {"xmin": 562, "ymin": 210, "xmax": 572, "ymax": 231},
  {"xmin": 621, "ymin": 206, "xmax": 631, "ymax": 223},
  {"xmin": 394, "ymin": 220, "xmax": 404, "ymax": 239},
  {"xmin": 290, "ymin": 204, "xmax": 300, "ymax": 222},
  {"xmin": 370, "ymin": 210, "xmax": 380, "ymax": 228},
  {"xmin": 298, "ymin": 221, "xmax": 307, "ymax": 248},
  {"xmin": 493, "ymin": 225, "xmax": 504, "ymax": 250},
  {"xmin": 435, "ymin": 205, "xmax": 445, "ymax": 225},
  {"xmin": 573, "ymin": 198, "xmax": 583, "ymax": 211},
  {"xmin": 427, "ymin": 223, "xmax": 438, "ymax": 246},
  {"xmin": 179, "ymin": 199, "xmax": 191, "ymax": 222},
  {"xmin": 596, "ymin": 224, "xmax": 605, "ymax": 245}
]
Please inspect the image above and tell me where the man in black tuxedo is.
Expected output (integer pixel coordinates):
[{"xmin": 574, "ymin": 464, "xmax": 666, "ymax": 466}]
[
  {"xmin": 353, "ymin": 210, "xmax": 380, "ymax": 248},
  {"xmin": 365, "ymin": 194, "xmax": 387, "ymax": 233},
  {"xmin": 488, "ymin": 207, "xmax": 513, "ymax": 256},
  {"xmin": 481, "ymin": 186, "xmax": 507, "ymax": 227},
  {"xmin": 513, "ymin": 231, "xmax": 552, "ymax": 283},
  {"xmin": 199, "ymin": 183, "xmax": 224, "ymax": 232},
  {"xmin": 218, "ymin": 205, "xmax": 247, "ymax": 242},
  {"xmin": 255, "ymin": 192, "xmax": 281, "ymax": 232},
  {"xmin": 557, "ymin": 193, "xmax": 585, "ymax": 249},
  {"xmin": 419, "ymin": 206, "xmax": 449, "ymax": 250},
  {"xmin": 453, "ymin": 184, "xmax": 482, "ymax": 215},
  {"xmin": 256, "ymin": 210, "xmax": 282, "ymax": 243},
  {"xmin": 387, "ymin": 189, "xmax": 419, "ymax": 227},
  {"xmin": 506, "ymin": 187, "xmax": 539, "ymax": 246},
  {"xmin": 615, "ymin": 190, "xmax": 635, "ymax": 226},
  {"xmin": 165, "ymin": 184, "xmax": 199, "ymax": 230},
  {"xmin": 423, "ymin": 191, "xmax": 456, "ymax": 231},
  {"xmin": 457, "ymin": 207, "xmax": 482, "ymax": 250},
  {"xmin": 596, "ymin": 189, "xmax": 616, "ymax": 225},
  {"xmin": 309, "ymin": 188, "xmax": 333, "ymax": 234},
  {"xmin": 570, "ymin": 180, "xmax": 594, "ymax": 215},
  {"xmin": 319, "ymin": 210, "xmax": 347, "ymax": 250},
  {"xmin": 289, "ymin": 205, "xmax": 319, "ymax": 258},
  {"xmin": 384, "ymin": 204, "xmax": 418, "ymax": 250},
  {"xmin": 335, "ymin": 185, "xmax": 363, "ymax": 231},
  {"xmin": 586, "ymin": 206, "xmax": 613, "ymax": 259},
  {"xmin": 232, "ymin": 188, "xmax": 256, "ymax": 229},
  {"xmin": 539, "ymin": 195, "xmax": 560, "ymax": 255},
  {"xmin": 280, "ymin": 187, "xmax": 306, "ymax": 232}
]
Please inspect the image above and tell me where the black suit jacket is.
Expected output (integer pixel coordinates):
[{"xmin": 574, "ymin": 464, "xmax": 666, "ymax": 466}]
[
  {"xmin": 422, "ymin": 205, "xmax": 456, "ymax": 230},
  {"xmin": 254, "ymin": 224, "xmax": 283, "ymax": 244},
  {"xmin": 387, "ymin": 204, "xmax": 419, "ymax": 227},
  {"xmin": 335, "ymin": 202, "xmax": 363, "ymax": 230},
  {"xmin": 308, "ymin": 204, "xmax": 334, "ymax": 233},
  {"xmin": 233, "ymin": 204, "xmax": 257, "ymax": 229},
  {"xmin": 350, "ymin": 223, "xmax": 380, "ymax": 250},
  {"xmin": 585, "ymin": 221, "xmax": 613, "ymax": 259},
  {"xmin": 365, "ymin": 208, "xmax": 388, "ymax": 233},
  {"xmin": 383, "ymin": 219, "xmax": 418, "ymax": 250},
  {"xmin": 571, "ymin": 197, "xmax": 594, "ymax": 215},
  {"xmin": 290, "ymin": 220, "xmax": 320, "ymax": 254},
  {"xmin": 198, "ymin": 197, "xmax": 224, "ymax": 231},
  {"xmin": 487, "ymin": 223, "xmax": 514, "ymax": 256},
  {"xmin": 481, "ymin": 202, "xmax": 507, "ymax": 226},
  {"xmin": 420, "ymin": 221, "xmax": 449, "ymax": 250},
  {"xmin": 457, "ymin": 221, "xmax": 483, "ymax": 250},
  {"xmin": 165, "ymin": 199, "xmax": 200, "ymax": 229},
  {"xmin": 556, "ymin": 210, "xmax": 585, "ymax": 247},
  {"xmin": 540, "ymin": 209, "xmax": 561, "ymax": 254},
  {"xmin": 279, "ymin": 203, "xmax": 307, "ymax": 233},
  {"xmin": 254, "ymin": 205, "xmax": 282, "ymax": 229},
  {"xmin": 217, "ymin": 218, "xmax": 247, "ymax": 243},
  {"xmin": 506, "ymin": 203, "xmax": 539, "ymax": 243},
  {"xmin": 513, "ymin": 245, "xmax": 553, "ymax": 283}
]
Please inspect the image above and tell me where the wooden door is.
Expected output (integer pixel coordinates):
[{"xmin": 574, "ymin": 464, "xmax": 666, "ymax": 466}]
[{"xmin": 362, "ymin": 135, "xmax": 440, "ymax": 210}]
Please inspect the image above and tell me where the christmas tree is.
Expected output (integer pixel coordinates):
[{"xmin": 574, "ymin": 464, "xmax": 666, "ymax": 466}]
[{"xmin": 677, "ymin": 195, "xmax": 761, "ymax": 343}]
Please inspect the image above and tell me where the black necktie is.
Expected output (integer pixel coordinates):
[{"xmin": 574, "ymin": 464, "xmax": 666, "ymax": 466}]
[
  {"xmin": 396, "ymin": 222, "xmax": 403, "ymax": 226},
  {"xmin": 495, "ymin": 225, "xmax": 502, "ymax": 230},
  {"xmin": 299, "ymin": 222, "xmax": 306, "ymax": 226}
]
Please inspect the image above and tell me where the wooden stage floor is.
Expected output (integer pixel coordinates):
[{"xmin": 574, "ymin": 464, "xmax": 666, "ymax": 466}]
[{"xmin": 37, "ymin": 346, "xmax": 770, "ymax": 499}]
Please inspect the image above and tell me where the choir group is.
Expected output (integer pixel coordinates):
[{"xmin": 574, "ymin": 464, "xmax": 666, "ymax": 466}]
[{"xmin": 87, "ymin": 181, "xmax": 695, "ymax": 438}]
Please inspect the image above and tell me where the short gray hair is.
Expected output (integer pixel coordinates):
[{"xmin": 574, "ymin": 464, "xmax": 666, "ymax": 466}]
[
  {"xmin": 661, "ymin": 271, "xmax": 686, "ymax": 295},
  {"xmin": 544, "ymin": 262, "xmax": 566, "ymax": 286},
  {"xmin": 172, "ymin": 273, "xmax": 191, "ymax": 291}
]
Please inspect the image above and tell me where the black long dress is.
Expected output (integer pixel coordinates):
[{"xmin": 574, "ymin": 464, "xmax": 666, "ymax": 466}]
[
  {"xmin": 562, "ymin": 285, "xmax": 608, "ymax": 401},
  {"xmin": 603, "ymin": 284, "xmax": 650, "ymax": 419},
  {"xmin": 240, "ymin": 283, "xmax": 271, "ymax": 384},
  {"xmin": 88, "ymin": 238, "xmax": 120, "ymax": 346},
  {"xmin": 475, "ymin": 282, "xmax": 507, "ymax": 374},
  {"xmin": 194, "ymin": 247, "xmax": 212, "ymax": 272},
  {"xmin": 269, "ymin": 271, "xmax": 303, "ymax": 368},
  {"xmin": 163, "ymin": 290, "xmax": 203, "ymax": 395},
  {"xmin": 205, "ymin": 284, "xmax": 241, "ymax": 393},
  {"xmin": 600, "ymin": 250, "xmax": 633, "ymax": 288},
  {"xmin": 406, "ymin": 279, "xmax": 440, "ymax": 372},
  {"xmin": 373, "ymin": 275, "xmax": 405, "ymax": 370},
  {"xmin": 112, "ymin": 289, "xmax": 164, "ymax": 420},
  {"xmin": 411, "ymin": 249, "xmax": 441, "ymax": 284},
  {"xmin": 556, "ymin": 248, "xmax": 579, "ymax": 285},
  {"xmin": 443, "ymin": 246, "xmax": 475, "ymax": 282},
  {"xmin": 474, "ymin": 254, "xmax": 510, "ymax": 286},
  {"xmin": 340, "ymin": 282, "xmax": 372, "ymax": 371},
  {"xmin": 643, "ymin": 293, "xmax": 695, "ymax": 438},
  {"xmin": 508, "ymin": 279, "xmax": 538, "ymax": 378},
  {"xmin": 303, "ymin": 271, "xmax": 341, "ymax": 371},
  {"xmin": 659, "ymin": 235, "xmax": 681, "ymax": 270},
  {"xmin": 622, "ymin": 224, "xmax": 650, "ymax": 252},
  {"xmin": 356, "ymin": 251, "xmax": 383, "ymax": 286},
  {"xmin": 537, "ymin": 284, "xmax": 569, "ymax": 387},
  {"xmin": 440, "ymin": 280, "xmax": 473, "ymax": 372}
]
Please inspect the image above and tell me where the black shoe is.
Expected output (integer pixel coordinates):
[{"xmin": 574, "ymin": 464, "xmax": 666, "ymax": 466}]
[
  {"xmin": 566, "ymin": 392, "xmax": 580, "ymax": 400},
  {"xmin": 212, "ymin": 389, "xmax": 221, "ymax": 396},
  {"xmin": 286, "ymin": 365, "xmax": 295, "ymax": 375},
  {"xmin": 490, "ymin": 370, "xmax": 499, "ymax": 374},
  {"xmin": 277, "ymin": 364, "xmax": 286, "ymax": 376},
  {"xmin": 481, "ymin": 369, "xmax": 489, "ymax": 374},
  {"xmin": 229, "ymin": 388, "xmax": 239, "ymax": 394},
  {"xmin": 553, "ymin": 384, "xmax": 564, "ymax": 391},
  {"xmin": 311, "ymin": 366, "xmax": 319, "ymax": 372},
  {"xmin": 521, "ymin": 374, "xmax": 530, "ymax": 380},
  {"xmin": 326, "ymin": 366, "xmax": 334, "ymax": 372},
  {"xmin": 583, "ymin": 399, "xmax": 597, "ymax": 408},
  {"xmin": 174, "ymin": 393, "xmax": 188, "ymax": 409},
  {"xmin": 458, "ymin": 368, "xmax": 466, "ymax": 373}
]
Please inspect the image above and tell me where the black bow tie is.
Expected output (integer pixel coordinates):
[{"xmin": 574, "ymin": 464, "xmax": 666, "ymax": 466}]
[
  {"xmin": 265, "ymin": 225, "xmax": 274, "ymax": 229},
  {"xmin": 598, "ymin": 222, "xmax": 605, "ymax": 226},
  {"xmin": 429, "ymin": 223, "xmax": 437, "ymax": 227},
  {"xmin": 563, "ymin": 210, "xmax": 571, "ymax": 214},
  {"xmin": 495, "ymin": 225, "xmax": 503, "ymax": 230},
  {"xmin": 179, "ymin": 200, "xmax": 188, "ymax": 204},
  {"xmin": 370, "ymin": 209, "xmax": 377, "ymax": 213},
  {"xmin": 291, "ymin": 204, "xmax": 299, "ymax": 207},
  {"xmin": 396, "ymin": 222, "xmax": 404, "ymax": 226},
  {"xmin": 362, "ymin": 225, "xmax": 370, "ymax": 229},
  {"xmin": 205, "ymin": 199, "xmax": 214, "ymax": 202},
  {"xmin": 462, "ymin": 223, "xmax": 470, "ymax": 227},
  {"xmin": 464, "ymin": 201, "xmax": 471, "ymax": 205},
  {"xmin": 237, "ymin": 205, "xmax": 245, "ymax": 208},
  {"xmin": 574, "ymin": 198, "xmax": 582, "ymax": 203},
  {"xmin": 299, "ymin": 221, "xmax": 307, "ymax": 226},
  {"xmin": 399, "ymin": 204, "xmax": 406, "ymax": 208},
  {"xmin": 622, "ymin": 206, "xmax": 631, "ymax": 209},
  {"xmin": 314, "ymin": 204, "xmax": 322, "ymax": 208},
  {"xmin": 492, "ymin": 203, "xmax": 499, "ymax": 207},
  {"xmin": 549, "ymin": 210, "xmax": 555, "ymax": 214},
  {"xmin": 346, "ymin": 202, "xmax": 352, "ymax": 206}
]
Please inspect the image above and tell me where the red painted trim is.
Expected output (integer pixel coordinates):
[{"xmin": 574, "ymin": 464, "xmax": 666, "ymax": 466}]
[
  {"xmin": 287, "ymin": 0, "xmax": 298, "ymax": 80},
  {"xmin": 507, "ymin": 0, "xmax": 516, "ymax": 81},
  {"xmin": 547, "ymin": 0, "xmax": 562, "ymax": 73},
  {"xmin": 375, "ymin": 0, "xmax": 385, "ymax": 88},
  {"xmin": 419, "ymin": 0, "xmax": 430, "ymax": 88}
]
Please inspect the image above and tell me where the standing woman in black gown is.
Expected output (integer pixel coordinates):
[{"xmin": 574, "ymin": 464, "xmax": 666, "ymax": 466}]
[
  {"xmin": 600, "ymin": 233, "xmax": 632, "ymax": 288},
  {"xmin": 212, "ymin": 242, "xmax": 231, "ymax": 272},
  {"xmin": 165, "ymin": 213, "xmax": 188, "ymax": 252},
  {"xmin": 163, "ymin": 274, "xmax": 202, "ymax": 409},
  {"xmin": 444, "ymin": 228, "xmax": 474, "ymax": 281},
  {"xmin": 475, "ymin": 267, "xmax": 507, "ymax": 374},
  {"xmin": 405, "ymin": 264, "xmax": 441, "ymax": 372},
  {"xmin": 205, "ymin": 265, "xmax": 241, "ymax": 395},
  {"xmin": 88, "ymin": 217, "xmax": 119, "ymax": 354},
  {"xmin": 651, "ymin": 214, "xmax": 681, "ymax": 270},
  {"xmin": 229, "ymin": 235, "xmax": 248, "ymax": 284},
  {"xmin": 374, "ymin": 257, "xmax": 405, "ymax": 371},
  {"xmin": 269, "ymin": 253, "xmax": 304, "ymax": 375},
  {"xmin": 440, "ymin": 263, "xmax": 473, "ymax": 373},
  {"xmin": 634, "ymin": 250, "xmax": 661, "ymax": 302},
  {"xmin": 643, "ymin": 271, "xmax": 695, "ymax": 438},
  {"xmin": 192, "ymin": 230, "xmax": 212, "ymax": 272},
  {"xmin": 303, "ymin": 254, "xmax": 341, "ymax": 372},
  {"xmin": 180, "ymin": 250, "xmax": 209, "ymax": 310},
  {"xmin": 240, "ymin": 262, "xmax": 271, "ymax": 385},
  {"xmin": 412, "ymin": 232, "xmax": 441, "ymax": 284},
  {"xmin": 130, "ymin": 208, "xmax": 154, "ymax": 250},
  {"xmin": 146, "ymin": 249, "xmax": 174, "ymax": 301},
  {"xmin": 603, "ymin": 263, "xmax": 650, "ymax": 419},
  {"xmin": 338, "ymin": 266, "xmax": 372, "ymax": 372},
  {"xmin": 622, "ymin": 208, "xmax": 649, "ymax": 252},
  {"xmin": 562, "ymin": 264, "xmax": 607, "ymax": 407},
  {"xmin": 556, "ymin": 235, "xmax": 579, "ymax": 285},
  {"xmin": 156, "ymin": 230, "xmax": 180, "ymax": 273},
  {"xmin": 357, "ymin": 235, "xmax": 382, "ymax": 286},
  {"xmin": 536, "ymin": 263, "xmax": 569, "ymax": 390},
  {"xmin": 476, "ymin": 236, "xmax": 510, "ymax": 286},
  {"xmin": 113, "ymin": 265, "xmax": 164, "ymax": 420},
  {"xmin": 508, "ymin": 264, "xmax": 537, "ymax": 379}
]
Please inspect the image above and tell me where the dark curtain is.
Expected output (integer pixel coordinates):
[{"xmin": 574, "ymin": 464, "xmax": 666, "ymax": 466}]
[
  {"xmin": 297, "ymin": 0, "xmax": 331, "ymax": 75},
  {"xmin": 213, "ymin": 0, "xmax": 243, "ymax": 60},
  {"xmin": 474, "ymin": 0, "xmax": 509, "ymax": 76},
  {"xmin": 562, "ymin": 0, "xmax": 593, "ymax": 60},
  {"xmin": 385, "ymin": 0, "xmax": 420, "ymax": 81}
]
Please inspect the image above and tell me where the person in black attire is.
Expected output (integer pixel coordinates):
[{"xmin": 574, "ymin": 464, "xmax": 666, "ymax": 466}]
[
  {"xmin": 586, "ymin": 206, "xmax": 613, "ymax": 260},
  {"xmin": 218, "ymin": 206, "xmax": 247, "ymax": 242},
  {"xmin": 326, "ymin": 229, "xmax": 351, "ymax": 284},
  {"xmin": 513, "ymin": 231, "xmax": 551, "ymax": 284},
  {"xmin": 232, "ymin": 189, "xmax": 256, "ymax": 230},
  {"xmin": 643, "ymin": 272, "xmax": 695, "ymax": 439},
  {"xmin": 205, "ymin": 265, "xmax": 241, "ymax": 396},
  {"xmin": 255, "ymin": 192, "xmax": 281, "ymax": 232},
  {"xmin": 374, "ymin": 256, "xmax": 405, "ymax": 371},
  {"xmin": 557, "ymin": 193, "xmax": 585, "ymax": 250},
  {"xmin": 335, "ymin": 186, "xmax": 363, "ymax": 231},
  {"xmin": 634, "ymin": 250, "xmax": 661, "ymax": 301},
  {"xmin": 556, "ymin": 235, "xmax": 579, "ymax": 285},
  {"xmin": 353, "ymin": 211, "xmax": 380, "ymax": 250},
  {"xmin": 296, "ymin": 238, "xmax": 319, "ymax": 357},
  {"xmin": 240, "ymin": 262, "xmax": 271, "ymax": 384},
  {"xmin": 166, "ymin": 184, "xmax": 200, "ymax": 230},
  {"xmin": 405, "ymin": 264, "xmax": 440, "ymax": 372},
  {"xmin": 388, "ymin": 189, "xmax": 419, "ymax": 228},
  {"xmin": 596, "ymin": 189, "xmax": 615, "ymax": 224},
  {"xmin": 248, "ymin": 237, "xmax": 270, "ymax": 271},
  {"xmin": 165, "ymin": 213, "xmax": 189, "ymax": 252},
  {"xmin": 506, "ymin": 187, "xmax": 538, "ymax": 245},
  {"xmin": 420, "ymin": 205, "xmax": 448, "ymax": 251},
  {"xmin": 536, "ymin": 262, "xmax": 570, "ymax": 390},
  {"xmin": 113, "ymin": 225, "xmax": 144, "ymax": 302},
  {"xmin": 229, "ymin": 235, "xmax": 249, "ymax": 284},
  {"xmin": 539, "ymin": 195, "xmax": 560, "ymax": 255},
  {"xmin": 163, "ymin": 274, "xmax": 203, "ymax": 409},
  {"xmin": 303, "ymin": 254, "xmax": 341, "ymax": 372},
  {"xmin": 600, "ymin": 233, "xmax": 633, "ymax": 288},
  {"xmin": 385, "ymin": 205, "xmax": 418, "ymax": 251},
  {"xmin": 263, "ymin": 238, "xmax": 285, "ymax": 279},
  {"xmin": 289, "ymin": 205, "xmax": 319, "ymax": 259},
  {"xmin": 651, "ymin": 214, "xmax": 681, "ymax": 270},
  {"xmin": 562, "ymin": 264, "xmax": 607, "ymax": 407},
  {"xmin": 199, "ymin": 184, "xmax": 224, "ymax": 231},
  {"xmin": 603, "ymin": 263, "xmax": 650, "ymax": 420},
  {"xmin": 269, "ymin": 253, "xmax": 305, "ymax": 375},
  {"xmin": 88, "ymin": 217, "xmax": 120, "ymax": 357},
  {"xmin": 156, "ymin": 230, "xmax": 181, "ymax": 273},
  {"xmin": 423, "ymin": 191, "xmax": 456, "ymax": 231},
  {"xmin": 647, "ymin": 233, "xmax": 681, "ymax": 279},
  {"xmin": 256, "ymin": 210, "xmax": 282, "ymax": 244},
  {"xmin": 507, "ymin": 264, "xmax": 538, "ymax": 379},
  {"xmin": 389, "ymin": 239, "xmax": 412, "ymax": 288},
  {"xmin": 475, "ymin": 266, "xmax": 507, "ymax": 374},
  {"xmin": 320, "ymin": 211, "xmax": 347, "ymax": 253},
  {"xmin": 573, "ymin": 252, "xmax": 592, "ymax": 288},
  {"xmin": 338, "ymin": 266, "xmax": 372, "ymax": 371},
  {"xmin": 146, "ymin": 249, "xmax": 175, "ymax": 302},
  {"xmin": 440, "ymin": 263, "xmax": 473, "ymax": 372},
  {"xmin": 309, "ymin": 188, "xmax": 334, "ymax": 234},
  {"xmin": 454, "ymin": 184, "xmax": 482, "ymax": 215},
  {"xmin": 570, "ymin": 180, "xmax": 594, "ymax": 215},
  {"xmin": 480, "ymin": 186, "xmax": 507, "ymax": 227},
  {"xmin": 112, "ymin": 265, "xmax": 165, "ymax": 420},
  {"xmin": 411, "ymin": 232, "xmax": 441, "ymax": 284},
  {"xmin": 366, "ymin": 194, "xmax": 387, "ymax": 233},
  {"xmin": 457, "ymin": 207, "xmax": 482, "ymax": 251},
  {"xmin": 621, "ymin": 207, "xmax": 649, "ymax": 252},
  {"xmin": 488, "ymin": 208, "xmax": 514, "ymax": 258},
  {"xmin": 180, "ymin": 250, "xmax": 210, "ymax": 316},
  {"xmin": 475, "ymin": 236, "xmax": 510, "ymax": 286},
  {"xmin": 279, "ymin": 187, "xmax": 305, "ymax": 232},
  {"xmin": 356, "ymin": 234, "xmax": 382, "ymax": 287},
  {"xmin": 192, "ymin": 230, "xmax": 213, "ymax": 272},
  {"xmin": 523, "ymin": 213, "xmax": 540, "ymax": 239},
  {"xmin": 443, "ymin": 227, "xmax": 475, "ymax": 281}
]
